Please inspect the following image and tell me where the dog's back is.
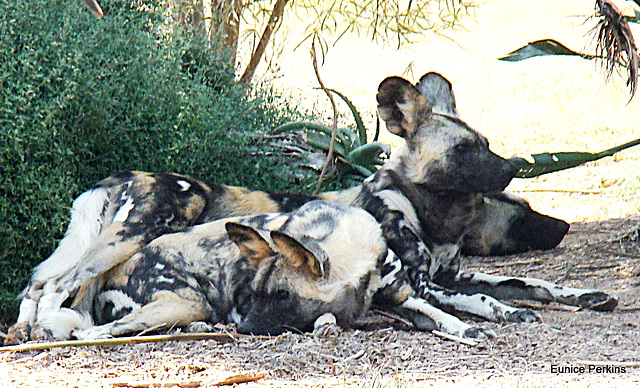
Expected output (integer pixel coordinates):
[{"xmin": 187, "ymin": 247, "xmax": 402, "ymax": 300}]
[{"xmin": 45, "ymin": 201, "xmax": 386, "ymax": 340}]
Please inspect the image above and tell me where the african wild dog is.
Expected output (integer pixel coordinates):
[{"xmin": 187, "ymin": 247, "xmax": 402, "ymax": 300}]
[
  {"xmin": 30, "ymin": 201, "xmax": 495, "ymax": 340},
  {"xmin": 6, "ymin": 72, "xmax": 616, "ymax": 345}
]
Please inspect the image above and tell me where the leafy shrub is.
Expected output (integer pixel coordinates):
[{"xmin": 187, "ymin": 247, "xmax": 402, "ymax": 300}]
[{"xmin": 0, "ymin": 0, "xmax": 321, "ymax": 324}]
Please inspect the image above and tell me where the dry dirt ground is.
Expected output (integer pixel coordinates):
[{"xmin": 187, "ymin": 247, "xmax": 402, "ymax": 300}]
[{"xmin": 1, "ymin": 155, "xmax": 639, "ymax": 387}]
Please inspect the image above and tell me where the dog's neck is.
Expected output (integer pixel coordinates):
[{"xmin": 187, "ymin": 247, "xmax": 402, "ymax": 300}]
[{"xmin": 372, "ymin": 168, "xmax": 481, "ymax": 246}]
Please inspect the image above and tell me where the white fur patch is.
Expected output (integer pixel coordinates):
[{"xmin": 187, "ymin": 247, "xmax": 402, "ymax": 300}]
[
  {"xmin": 113, "ymin": 195, "xmax": 135, "ymax": 223},
  {"xmin": 464, "ymin": 272, "xmax": 597, "ymax": 298},
  {"xmin": 154, "ymin": 263, "xmax": 166, "ymax": 270},
  {"xmin": 429, "ymin": 243, "xmax": 459, "ymax": 279},
  {"xmin": 38, "ymin": 308, "xmax": 93, "ymax": 340},
  {"xmin": 380, "ymin": 251, "xmax": 402, "ymax": 288},
  {"xmin": 98, "ymin": 290, "xmax": 141, "ymax": 316},
  {"xmin": 401, "ymin": 296, "xmax": 472, "ymax": 337},
  {"xmin": 156, "ymin": 275, "xmax": 175, "ymax": 284},
  {"xmin": 36, "ymin": 290, "xmax": 69, "ymax": 317},
  {"xmin": 73, "ymin": 324, "xmax": 114, "ymax": 340},
  {"xmin": 374, "ymin": 190, "xmax": 420, "ymax": 232},
  {"xmin": 177, "ymin": 180, "xmax": 191, "ymax": 191},
  {"xmin": 30, "ymin": 188, "xmax": 108, "ymax": 283},
  {"xmin": 15, "ymin": 298, "xmax": 38, "ymax": 326},
  {"xmin": 426, "ymin": 290, "xmax": 518, "ymax": 321},
  {"xmin": 229, "ymin": 306, "xmax": 243, "ymax": 324}
]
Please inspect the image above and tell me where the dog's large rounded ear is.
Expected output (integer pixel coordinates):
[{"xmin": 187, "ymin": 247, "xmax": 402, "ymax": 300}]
[
  {"xmin": 270, "ymin": 231, "xmax": 322, "ymax": 279},
  {"xmin": 376, "ymin": 77, "xmax": 431, "ymax": 139},
  {"xmin": 415, "ymin": 72, "xmax": 457, "ymax": 117},
  {"xmin": 226, "ymin": 222, "xmax": 276, "ymax": 267},
  {"xmin": 377, "ymin": 76, "xmax": 432, "ymax": 139}
]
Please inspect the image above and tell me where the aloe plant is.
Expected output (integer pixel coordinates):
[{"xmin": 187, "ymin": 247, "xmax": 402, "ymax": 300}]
[
  {"xmin": 272, "ymin": 89, "xmax": 389, "ymax": 183},
  {"xmin": 510, "ymin": 138, "xmax": 640, "ymax": 178}
]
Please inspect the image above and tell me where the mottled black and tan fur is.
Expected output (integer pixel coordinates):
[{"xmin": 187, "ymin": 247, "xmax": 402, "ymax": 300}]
[
  {"xmin": 27, "ymin": 201, "xmax": 494, "ymax": 340},
  {"xmin": 6, "ymin": 72, "xmax": 616, "ymax": 344}
]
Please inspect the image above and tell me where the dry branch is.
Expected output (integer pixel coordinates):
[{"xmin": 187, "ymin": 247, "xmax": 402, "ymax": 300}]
[
  {"xmin": 0, "ymin": 333, "xmax": 235, "ymax": 353},
  {"xmin": 310, "ymin": 39, "xmax": 339, "ymax": 196},
  {"xmin": 112, "ymin": 381, "xmax": 202, "ymax": 388},
  {"xmin": 493, "ymin": 258, "xmax": 543, "ymax": 268},
  {"xmin": 213, "ymin": 372, "xmax": 267, "ymax": 386},
  {"xmin": 432, "ymin": 330, "xmax": 479, "ymax": 347},
  {"xmin": 239, "ymin": 0, "xmax": 288, "ymax": 86}
]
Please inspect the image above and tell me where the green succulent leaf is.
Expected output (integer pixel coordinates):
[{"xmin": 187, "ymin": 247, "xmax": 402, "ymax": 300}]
[
  {"xmin": 326, "ymin": 88, "xmax": 367, "ymax": 145},
  {"xmin": 347, "ymin": 141, "xmax": 389, "ymax": 167},
  {"xmin": 511, "ymin": 138, "xmax": 640, "ymax": 178},
  {"xmin": 499, "ymin": 39, "xmax": 595, "ymax": 62}
]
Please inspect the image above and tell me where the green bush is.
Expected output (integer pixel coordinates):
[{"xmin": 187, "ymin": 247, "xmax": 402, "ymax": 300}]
[{"xmin": 0, "ymin": 0, "xmax": 322, "ymax": 324}]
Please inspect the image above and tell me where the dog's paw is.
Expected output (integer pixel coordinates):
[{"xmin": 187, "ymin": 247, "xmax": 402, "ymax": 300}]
[
  {"xmin": 313, "ymin": 313, "xmax": 340, "ymax": 337},
  {"xmin": 578, "ymin": 292, "xmax": 618, "ymax": 312},
  {"xmin": 186, "ymin": 321, "xmax": 214, "ymax": 333},
  {"xmin": 30, "ymin": 325, "xmax": 56, "ymax": 342},
  {"xmin": 73, "ymin": 327, "xmax": 113, "ymax": 341},
  {"xmin": 4, "ymin": 322, "xmax": 32, "ymax": 345},
  {"xmin": 504, "ymin": 308, "xmax": 541, "ymax": 323},
  {"xmin": 461, "ymin": 326, "xmax": 496, "ymax": 340}
]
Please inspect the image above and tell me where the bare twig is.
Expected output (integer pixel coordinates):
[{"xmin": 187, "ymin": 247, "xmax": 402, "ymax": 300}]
[
  {"xmin": 617, "ymin": 306, "xmax": 640, "ymax": 311},
  {"xmin": 432, "ymin": 330, "xmax": 479, "ymax": 347},
  {"xmin": 342, "ymin": 349, "xmax": 366, "ymax": 362},
  {"xmin": 511, "ymin": 189, "xmax": 603, "ymax": 194},
  {"xmin": 0, "ymin": 333, "xmax": 235, "ymax": 353},
  {"xmin": 82, "ymin": 0, "xmax": 103, "ymax": 18},
  {"xmin": 239, "ymin": 0, "xmax": 288, "ymax": 86},
  {"xmin": 493, "ymin": 258, "xmax": 543, "ymax": 268},
  {"xmin": 112, "ymin": 381, "xmax": 202, "ymax": 388},
  {"xmin": 372, "ymin": 309, "xmax": 414, "ymax": 327},
  {"xmin": 597, "ymin": 247, "xmax": 640, "ymax": 259},
  {"xmin": 310, "ymin": 38, "xmax": 339, "ymax": 196},
  {"xmin": 213, "ymin": 372, "xmax": 268, "ymax": 386}
]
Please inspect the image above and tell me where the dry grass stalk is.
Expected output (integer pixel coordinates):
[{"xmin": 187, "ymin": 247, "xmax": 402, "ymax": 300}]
[
  {"xmin": 310, "ymin": 39, "xmax": 339, "ymax": 196},
  {"xmin": 431, "ymin": 330, "xmax": 479, "ymax": 347},
  {"xmin": 493, "ymin": 259, "xmax": 543, "ymax": 268},
  {"xmin": 213, "ymin": 372, "xmax": 268, "ymax": 386},
  {"xmin": 112, "ymin": 381, "xmax": 202, "ymax": 388},
  {"xmin": 0, "ymin": 333, "xmax": 235, "ymax": 353}
]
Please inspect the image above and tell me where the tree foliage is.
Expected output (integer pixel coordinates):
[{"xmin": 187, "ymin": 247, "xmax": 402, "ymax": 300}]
[{"xmin": 0, "ymin": 0, "xmax": 320, "ymax": 324}]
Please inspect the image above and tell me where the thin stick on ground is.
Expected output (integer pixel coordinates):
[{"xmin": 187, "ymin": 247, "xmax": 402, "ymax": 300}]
[
  {"xmin": 213, "ymin": 372, "xmax": 268, "ymax": 386},
  {"xmin": 310, "ymin": 38, "xmax": 339, "ymax": 196},
  {"xmin": 0, "ymin": 332, "xmax": 236, "ymax": 353},
  {"xmin": 431, "ymin": 330, "xmax": 479, "ymax": 347},
  {"xmin": 112, "ymin": 381, "xmax": 202, "ymax": 388}
]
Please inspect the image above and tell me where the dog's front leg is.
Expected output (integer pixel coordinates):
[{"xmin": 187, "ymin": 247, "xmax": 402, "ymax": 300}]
[
  {"xmin": 376, "ymin": 251, "xmax": 495, "ymax": 339},
  {"xmin": 397, "ymin": 296, "xmax": 496, "ymax": 339},
  {"xmin": 421, "ymin": 285, "xmax": 540, "ymax": 323},
  {"xmin": 73, "ymin": 290, "xmax": 212, "ymax": 340},
  {"xmin": 450, "ymin": 271, "xmax": 618, "ymax": 311}
]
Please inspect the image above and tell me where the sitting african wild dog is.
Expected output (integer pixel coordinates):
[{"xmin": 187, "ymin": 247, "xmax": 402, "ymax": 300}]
[
  {"xmin": 31, "ymin": 201, "xmax": 494, "ymax": 340},
  {"xmin": 6, "ymin": 72, "xmax": 616, "ymax": 345}
]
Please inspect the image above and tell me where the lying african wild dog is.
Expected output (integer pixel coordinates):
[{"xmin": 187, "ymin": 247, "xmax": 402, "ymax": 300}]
[
  {"xmin": 29, "ymin": 201, "xmax": 493, "ymax": 340},
  {"xmin": 6, "ymin": 71, "xmax": 617, "ymax": 344}
]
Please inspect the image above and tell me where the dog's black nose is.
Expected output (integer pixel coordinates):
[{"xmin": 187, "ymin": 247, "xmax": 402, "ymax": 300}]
[{"xmin": 503, "ymin": 159, "xmax": 519, "ymax": 179}]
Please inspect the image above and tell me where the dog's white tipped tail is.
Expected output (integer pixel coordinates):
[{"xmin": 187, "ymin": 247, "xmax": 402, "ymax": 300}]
[{"xmin": 30, "ymin": 188, "xmax": 109, "ymax": 283}]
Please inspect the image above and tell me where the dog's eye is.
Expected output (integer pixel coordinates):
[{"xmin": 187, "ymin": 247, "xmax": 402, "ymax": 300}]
[
  {"xmin": 274, "ymin": 290, "xmax": 290, "ymax": 300},
  {"xmin": 454, "ymin": 143, "xmax": 468, "ymax": 153}
]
